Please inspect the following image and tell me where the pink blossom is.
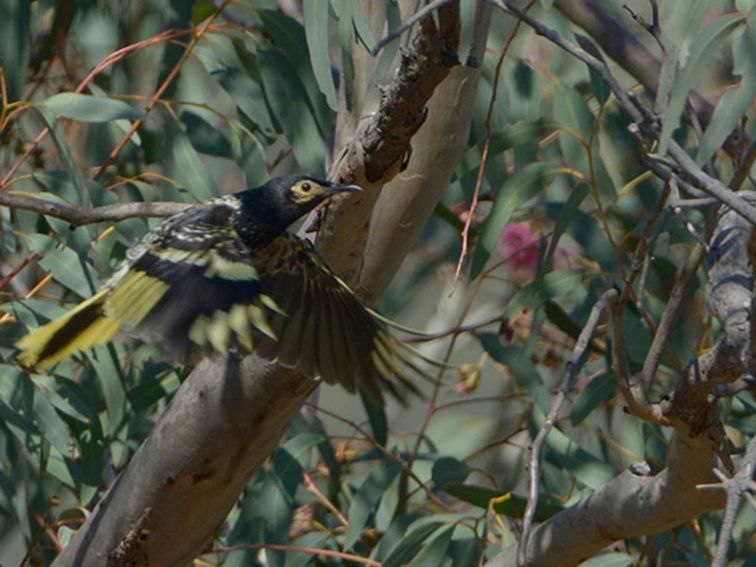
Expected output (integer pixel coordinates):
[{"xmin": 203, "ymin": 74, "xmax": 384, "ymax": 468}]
[{"xmin": 498, "ymin": 222, "xmax": 540, "ymax": 271}]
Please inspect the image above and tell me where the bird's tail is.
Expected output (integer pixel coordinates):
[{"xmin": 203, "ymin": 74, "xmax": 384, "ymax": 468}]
[{"xmin": 15, "ymin": 290, "xmax": 121, "ymax": 370}]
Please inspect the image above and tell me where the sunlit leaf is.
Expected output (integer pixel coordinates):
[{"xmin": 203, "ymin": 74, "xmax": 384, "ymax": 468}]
[
  {"xmin": 258, "ymin": 46, "xmax": 326, "ymax": 172},
  {"xmin": 38, "ymin": 93, "xmax": 142, "ymax": 123},
  {"xmin": 303, "ymin": 0, "xmax": 338, "ymax": 110}
]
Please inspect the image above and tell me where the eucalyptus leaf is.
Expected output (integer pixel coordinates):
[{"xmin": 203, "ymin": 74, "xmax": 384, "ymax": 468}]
[
  {"xmin": 504, "ymin": 270, "xmax": 585, "ymax": 318},
  {"xmin": 24, "ymin": 234, "xmax": 98, "ymax": 297},
  {"xmin": 406, "ymin": 524, "xmax": 455, "ymax": 567},
  {"xmin": 479, "ymin": 334, "xmax": 551, "ymax": 413},
  {"xmin": 443, "ymin": 483, "xmax": 563, "ymax": 521},
  {"xmin": 258, "ymin": 46, "xmax": 326, "ymax": 172},
  {"xmin": 32, "ymin": 108, "xmax": 89, "ymax": 204},
  {"xmin": 432, "ymin": 456, "xmax": 470, "ymax": 488},
  {"xmin": 344, "ymin": 457, "xmax": 403, "ymax": 549},
  {"xmin": 657, "ymin": 13, "xmax": 744, "ymax": 154},
  {"xmin": 697, "ymin": 45, "xmax": 756, "ymax": 163},
  {"xmin": 39, "ymin": 93, "xmax": 142, "ymax": 122},
  {"xmin": 579, "ymin": 553, "xmax": 634, "ymax": 567},
  {"xmin": 0, "ymin": 0, "xmax": 30, "ymax": 100},
  {"xmin": 382, "ymin": 520, "xmax": 446, "ymax": 567},
  {"xmin": 570, "ymin": 372, "xmax": 616, "ymax": 425},
  {"xmin": 303, "ymin": 0, "xmax": 338, "ymax": 110}
]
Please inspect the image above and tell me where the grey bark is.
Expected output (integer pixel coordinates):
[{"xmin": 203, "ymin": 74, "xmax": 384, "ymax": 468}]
[
  {"xmin": 706, "ymin": 197, "xmax": 755, "ymax": 370},
  {"xmin": 489, "ymin": 334, "xmax": 747, "ymax": 566},
  {"xmin": 486, "ymin": 435, "xmax": 724, "ymax": 567},
  {"xmin": 320, "ymin": 0, "xmax": 461, "ymax": 282},
  {"xmin": 487, "ymin": 433, "xmax": 725, "ymax": 567},
  {"xmin": 357, "ymin": 0, "xmax": 491, "ymax": 301},
  {"xmin": 55, "ymin": 358, "xmax": 315, "ymax": 567},
  {"xmin": 553, "ymin": 0, "xmax": 714, "ymax": 126}
]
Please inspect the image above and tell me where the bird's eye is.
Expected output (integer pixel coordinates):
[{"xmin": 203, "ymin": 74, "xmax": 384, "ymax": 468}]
[{"xmin": 301, "ymin": 182, "xmax": 312, "ymax": 192}]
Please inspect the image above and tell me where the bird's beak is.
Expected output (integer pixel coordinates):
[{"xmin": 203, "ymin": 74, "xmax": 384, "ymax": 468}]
[{"xmin": 327, "ymin": 182, "xmax": 362, "ymax": 196}]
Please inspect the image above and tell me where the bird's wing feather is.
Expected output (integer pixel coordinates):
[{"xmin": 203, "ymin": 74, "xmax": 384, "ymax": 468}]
[{"xmin": 253, "ymin": 234, "xmax": 422, "ymax": 403}]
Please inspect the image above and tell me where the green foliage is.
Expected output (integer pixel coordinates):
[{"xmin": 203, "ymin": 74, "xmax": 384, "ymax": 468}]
[{"xmin": 0, "ymin": 0, "xmax": 753, "ymax": 565}]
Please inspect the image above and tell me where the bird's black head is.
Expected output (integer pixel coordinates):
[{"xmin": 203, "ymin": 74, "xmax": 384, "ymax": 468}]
[{"xmin": 233, "ymin": 175, "xmax": 361, "ymax": 249}]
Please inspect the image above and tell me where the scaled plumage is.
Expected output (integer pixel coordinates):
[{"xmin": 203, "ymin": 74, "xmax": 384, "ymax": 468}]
[{"xmin": 16, "ymin": 176, "xmax": 428, "ymax": 403}]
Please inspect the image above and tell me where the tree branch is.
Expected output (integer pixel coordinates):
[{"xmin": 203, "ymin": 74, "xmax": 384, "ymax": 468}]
[
  {"xmin": 492, "ymin": 331, "xmax": 744, "ymax": 565},
  {"xmin": 0, "ymin": 191, "xmax": 187, "ymax": 226},
  {"xmin": 701, "ymin": 435, "xmax": 756, "ymax": 567},
  {"xmin": 53, "ymin": 358, "xmax": 315, "ymax": 567},
  {"xmin": 320, "ymin": 0, "xmax": 461, "ymax": 281},
  {"xmin": 487, "ymin": 431, "xmax": 725, "ymax": 566},
  {"xmin": 356, "ymin": 0, "xmax": 492, "ymax": 302},
  {"xmin": 706, "ymin": 199, "xmax": 755, "ymax": 370}
]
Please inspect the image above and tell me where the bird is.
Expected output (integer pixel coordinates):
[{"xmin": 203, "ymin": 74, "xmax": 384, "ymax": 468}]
[{"xmin": 15, "ymin": 175, "xmax": 431, "ymax": 403}]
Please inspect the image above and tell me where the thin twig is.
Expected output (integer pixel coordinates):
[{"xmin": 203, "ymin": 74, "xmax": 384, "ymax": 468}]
[
  {"xmin": 730, "ymin": 138, "xmax": 756, "ymax": 192},
  {"xmin": 698, "ymin": 435, "xmax": 756, "ymax": 567},
  {"xmin": 453, "ymin": 0, "xmax": 536, "ymax": 281},
  {"xmin": 306, "ymin": 404, "xmax": 453, "ymax": 512},
  {"xmin": 94, "ymin": 4, "xmax": 229, "ymax": 180},
  {"xmin": 371, "ymin": 0, "xmax": 456, "ymax": 55},
  {"xmin": 0, "ymin": 28, "xmax": 199, "ymax": 192},
  {"xmin": 0, "ymin": 252, "xmax": 38, "ymax": 292},
  {"xmin": 632, "ymin": 183, "xmax": 672, "ymax": 312},
  {"xmin": 666, "ymin": 141, "xmax": 756, "ymax": 225},
  {"xmin": 213, "ymin": 543, "xmax": 381, "ymax": 566},
  {"xmin": 623, "ymin": 1, "xmax": 664, "ymax": 53},
  {"xmin": 518, "ymin": 289, "xmax": 617, "ymax": 565},
  {"xmin": 611, "ymin": 296, "xmax": 668, "ymax": 425},
  {"xmin": 302, "ymin": 471, "xmax": 349, "ymax": 528},
  {"xmin": 403, "ymin": 312, "xmax": 504, "ymax": 343}
]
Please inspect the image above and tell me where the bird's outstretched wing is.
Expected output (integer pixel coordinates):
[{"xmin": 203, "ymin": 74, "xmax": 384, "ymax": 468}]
[{"xmin": 251, "ymin": 234, "xmax": 425, "ymax": 404}]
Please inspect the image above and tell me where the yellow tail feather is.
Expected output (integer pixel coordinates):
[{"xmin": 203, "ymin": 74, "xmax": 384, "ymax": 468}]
[{"xmin": 15, "ymin": 290, "xmax": 121, "ymax": 369}]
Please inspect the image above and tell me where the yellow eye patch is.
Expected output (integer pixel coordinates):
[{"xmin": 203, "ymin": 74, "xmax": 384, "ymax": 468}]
[{"xmin": 291, "ymin": 179, "xmax": 328, "ymax": 203}]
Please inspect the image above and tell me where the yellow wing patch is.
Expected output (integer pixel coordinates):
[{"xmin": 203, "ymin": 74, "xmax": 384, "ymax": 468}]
[
  {"xmin": 15, "ymin": 290, "xmax": 121, "ymax": 369},
  {"xmin": 105, "ymin": 271, "xmax": 170, "ymax": 328}
]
